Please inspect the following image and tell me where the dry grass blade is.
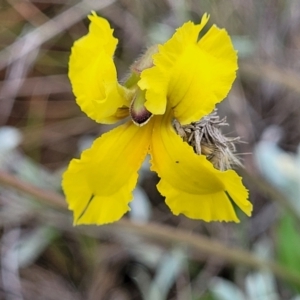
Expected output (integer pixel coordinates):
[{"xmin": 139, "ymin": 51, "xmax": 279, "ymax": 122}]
[
  {"xmin": 0, "ymin": 0, "xmax": 117, "ymax": 71},
  {"xmin": 0, "ymin": 171, "xmax": 300, "ymax": 287},
  {"xmin": 240, "ymin": 61, "xmax": 300, "ymax": 95}
]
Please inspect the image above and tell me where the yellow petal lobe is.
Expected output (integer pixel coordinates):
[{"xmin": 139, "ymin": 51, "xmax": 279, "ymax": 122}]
[
  {"xmin": 158, "ymin": 180, "xmax": 240, "ymax": 222},
  {"xmin": 140, "ymin": 14, "xmax": 237, "ymax": 125},
  {"xmin": 62, "ymin": 120, "xmax": 153, "ymax": 225},
  {"xmin": 139, "ymin": 15, "xmax": 209, "ymax": 115},
  {"xmin": 150, "ymin": 111, "xmax": 252, "ymax": 222},
  {"xmin": 69, "ymin": 12, "xmax": 129, "ymax": 124}
]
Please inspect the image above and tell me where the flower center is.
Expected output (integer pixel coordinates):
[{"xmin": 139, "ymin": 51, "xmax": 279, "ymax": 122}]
[
  {"xmin": 173, "ymin": 110, "xmax": 241, "ymax": 171},
  {"xmin": 130, "ymin": 89, "xmax": 152, "ymax": 126}
]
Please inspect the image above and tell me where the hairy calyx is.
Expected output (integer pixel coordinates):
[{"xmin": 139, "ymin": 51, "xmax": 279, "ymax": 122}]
[{"xmin": 173, "ymin": 110, "xmax": 241, "ymax": 171}]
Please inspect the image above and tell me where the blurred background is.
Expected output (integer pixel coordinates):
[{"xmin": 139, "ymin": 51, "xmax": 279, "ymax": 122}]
[{"xmin": 1, "ymin": 0, "xmax": 300, "ymax": 299}]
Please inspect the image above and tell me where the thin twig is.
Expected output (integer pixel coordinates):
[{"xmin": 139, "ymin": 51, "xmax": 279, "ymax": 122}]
[
  {"xmin": 0, "ymin": 0, "xmax": 116, "ymax": 71},
  {"xmin": 112, "ymin": 220, "xmax": 300, "ymax": 286},
  {"xmin": 0, "ymin": 171, "xmax": 66, "ymax": 209},
  {"xmin": 0, "ymin": 75, "xmax": 71, "ymax": 98},
  {"xmin": 0, "ymin": 25, "xmax": 40, "ymax": 124},
  {"xmin": 240, "ymin": 61, "xmax": 300, "ymax": 95}
]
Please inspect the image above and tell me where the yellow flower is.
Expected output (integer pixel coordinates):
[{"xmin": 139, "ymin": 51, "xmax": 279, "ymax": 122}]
[{"xmin": 62, "ymin": 11, "xmax": 252, "ymax": 225}]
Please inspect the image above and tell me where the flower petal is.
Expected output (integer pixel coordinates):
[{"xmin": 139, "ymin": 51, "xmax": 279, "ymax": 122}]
[
  {"xmin": 69, "ymin": 12, "xmax": 130, "ymax": 124},
  {"xmin": 140, "ymin": 14, "xmax": 238, "ymax": 125},
  {"xmin": 150, "ymin": 111, "xmax": 252, "ymax": 222},
  {"xmin": 138, "ymin": 66, "xmax": 168, "ymax": 115},
  {"xmin": 138, "ymin": 15, "xmax": 209, "ymax": 116},
  {"xmin": 158, "ymin": 180, "xmax": 240, "ymax": 222},
  {"xmin": 62, "ymin": 121, "xmax": 153, "ymax": 225}
]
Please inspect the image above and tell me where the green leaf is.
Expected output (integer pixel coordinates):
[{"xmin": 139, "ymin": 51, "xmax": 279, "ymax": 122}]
[{"xmin": 277, "ymin": 213, "xmax": 300, "ymax": 291}]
